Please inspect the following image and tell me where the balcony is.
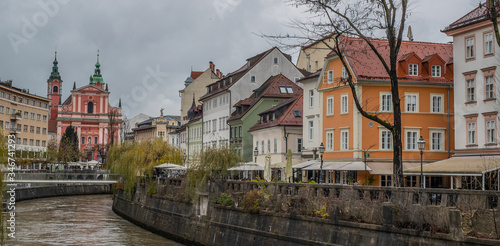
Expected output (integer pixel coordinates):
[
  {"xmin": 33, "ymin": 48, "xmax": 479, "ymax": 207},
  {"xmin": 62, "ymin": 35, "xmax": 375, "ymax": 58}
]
[
  {"xmin": 9, "ymin": 127, "xmax": 21, "ymax": 134},
  {"xmin": 10, "ymin": 113, "xmax": 22, "ymax": 121}
]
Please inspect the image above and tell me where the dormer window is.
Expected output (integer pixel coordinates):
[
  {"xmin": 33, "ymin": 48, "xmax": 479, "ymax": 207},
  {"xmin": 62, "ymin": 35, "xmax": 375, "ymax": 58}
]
[
  {"xmin": 286, "ymin": 86, "xmax": 293, "ymax": 93},
  {"xmin": 409, "ymin": 64, "xmax": 418, "ymax": 76},
  {"xmin": 431, "ymin": 65, "xmax": 441, "ymax": 77},
  {"xmin": 293, "ymin": 110, "xmax": 301, "ymax": 118},
  {"xmin": 279, "ymin": 86, "xmax": 294, "ymax": 94},
  {"xmin": 279, "ymin": 86, "xmax": 287, "ymax": 93}
]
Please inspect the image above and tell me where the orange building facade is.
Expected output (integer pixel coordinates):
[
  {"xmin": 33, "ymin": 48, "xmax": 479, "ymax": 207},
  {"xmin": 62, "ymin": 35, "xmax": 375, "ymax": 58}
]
[{"xmin": 316, "ymin": 38, "xmax": 455, "ymax": 187}]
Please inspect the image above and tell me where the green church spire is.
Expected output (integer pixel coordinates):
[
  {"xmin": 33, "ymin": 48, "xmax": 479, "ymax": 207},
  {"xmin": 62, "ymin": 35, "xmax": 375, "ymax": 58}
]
[
  {"xmin": 90, "ymin": 50, "xmax": 103, "ymax": 84},
  {"xmin": 49, "ymin": 50, "xmax": 61, "ymax": 80}
]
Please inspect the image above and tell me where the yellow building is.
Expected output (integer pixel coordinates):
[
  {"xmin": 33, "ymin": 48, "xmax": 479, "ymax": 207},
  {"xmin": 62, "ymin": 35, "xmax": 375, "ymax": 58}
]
[
  {"xmin": 0, "ymin": 80, "xmax": 50, "ymax": 155},
  {"xmin": 133, "ymin": 112, "xmax": 180, "ymax": 143},
  {"xmin": 296, "ymin": 34, "xmax": 336, "ymax": 73}
]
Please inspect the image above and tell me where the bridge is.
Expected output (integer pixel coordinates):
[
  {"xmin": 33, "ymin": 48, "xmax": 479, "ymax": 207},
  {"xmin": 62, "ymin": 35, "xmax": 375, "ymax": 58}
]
[{"xmin": 3, "ymin": 171, "xmax": 118, "ymax": 185}]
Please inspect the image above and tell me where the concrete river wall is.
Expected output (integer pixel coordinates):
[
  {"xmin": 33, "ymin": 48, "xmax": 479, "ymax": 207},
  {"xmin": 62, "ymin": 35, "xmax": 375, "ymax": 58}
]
[
  {"xmin": 15, "ymin": 184, "xmax": 112, "ymax": 202},
  {"xmin": 112, "ymin": 179, "xmax": 500, "ymax": 245}
]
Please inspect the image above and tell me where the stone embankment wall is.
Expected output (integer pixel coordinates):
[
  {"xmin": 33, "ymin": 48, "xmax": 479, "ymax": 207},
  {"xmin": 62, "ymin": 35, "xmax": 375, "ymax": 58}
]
[
  {"xmin": 112, "ymin": 179, "xmax": 500, "ymax": 246},
  {"xmin": 15, "ymin": 184, "xmax": 112, "ymax": 202}
]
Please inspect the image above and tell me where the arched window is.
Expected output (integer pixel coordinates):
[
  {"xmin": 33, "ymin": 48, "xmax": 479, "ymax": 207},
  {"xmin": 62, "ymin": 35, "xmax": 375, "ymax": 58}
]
[
  {"xmin": 88, "ymin": 102, "xmax": 93, "ymax": 114},
  {"xmin": 53, "ymin": 86, "xmax": 58, "ymax": 93}
]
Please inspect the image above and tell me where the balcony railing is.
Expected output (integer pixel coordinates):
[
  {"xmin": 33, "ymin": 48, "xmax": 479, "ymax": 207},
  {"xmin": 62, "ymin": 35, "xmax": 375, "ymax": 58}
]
[
  {"xmin": 10, "ymin": 114, "xmax": 22, "ymax": 120},
  {"xmin": 9, "ymin": 127, "xmax": 21, "ymax": 134}
]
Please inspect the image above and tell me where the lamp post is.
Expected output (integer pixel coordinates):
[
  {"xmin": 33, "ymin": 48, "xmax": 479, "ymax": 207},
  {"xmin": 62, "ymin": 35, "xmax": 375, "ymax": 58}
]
[
  {"xmin": 417, "ymin": 136, "xmax": 426, "ymax": 188},
  {"xmin": 319, "ymin": 142, "xmax": 325, "ymax": 184},
  {"xmin": 254, "ymin": 147, "xmax": 258, "ymax": 163}
]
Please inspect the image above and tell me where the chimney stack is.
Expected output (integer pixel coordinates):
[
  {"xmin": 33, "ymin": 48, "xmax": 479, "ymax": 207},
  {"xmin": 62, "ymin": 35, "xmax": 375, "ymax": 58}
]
[
  {"xmin": 216, "ymin": 69, "xmax": 222, "ymax": 78},
  {"xmin": 209, "ymin": 61, "xmax": 215, "ymax": 71}
]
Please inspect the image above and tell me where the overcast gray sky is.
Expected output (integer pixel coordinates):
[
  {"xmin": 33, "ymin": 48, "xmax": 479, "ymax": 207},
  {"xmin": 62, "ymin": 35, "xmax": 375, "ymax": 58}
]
[{"xmin": 0, "ymin": 0, "xmax": 481, "ymax": 119}]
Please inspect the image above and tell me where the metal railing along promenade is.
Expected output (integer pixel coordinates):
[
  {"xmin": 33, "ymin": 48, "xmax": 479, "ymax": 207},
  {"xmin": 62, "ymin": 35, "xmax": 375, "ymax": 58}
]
[{"xmin": 3, "ymin": 170, "xmax": 118, "ymax": 185}]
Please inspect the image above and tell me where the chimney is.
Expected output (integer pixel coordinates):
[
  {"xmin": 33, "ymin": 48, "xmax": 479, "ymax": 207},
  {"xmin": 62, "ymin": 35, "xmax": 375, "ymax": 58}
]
[
  {"xmin": 209, "ymin": 61, "xmax": 215, "ymax": 71},
  {"xmin": 216, "ymin": 69, "xmax": 222, "ymax": 78}
]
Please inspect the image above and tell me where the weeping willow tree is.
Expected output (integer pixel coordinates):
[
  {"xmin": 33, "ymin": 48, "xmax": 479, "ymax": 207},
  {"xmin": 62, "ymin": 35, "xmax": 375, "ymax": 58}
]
[
  {"xmin": 184, "ymin": 146, "xmax": 241, "ymax": 201},
  {"xmin": 107, "ymin": 138, "xmax": 183, "ymax": 197}
]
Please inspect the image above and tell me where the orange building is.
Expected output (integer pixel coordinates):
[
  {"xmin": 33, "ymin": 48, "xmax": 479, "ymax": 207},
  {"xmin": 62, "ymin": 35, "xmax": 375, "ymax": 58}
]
[{"xmin": 316, "ymin": 37, "xmax": 454, "ymax": 187}]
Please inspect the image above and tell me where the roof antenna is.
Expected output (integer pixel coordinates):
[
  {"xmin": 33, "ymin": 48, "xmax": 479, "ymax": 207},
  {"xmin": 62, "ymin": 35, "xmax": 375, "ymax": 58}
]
[{"xmin": 407, "ymin": 25, "xmax": 414, "ymax": 41}]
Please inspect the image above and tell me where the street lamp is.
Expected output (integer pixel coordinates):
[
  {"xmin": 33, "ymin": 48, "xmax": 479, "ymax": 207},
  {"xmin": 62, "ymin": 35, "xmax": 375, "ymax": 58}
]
[
  {"xmin": 417, "ymin": 136, "xmax": 426, "ymax": 188},
  {"xmin": 254, "ymin": 147, "xmax": 258, "ymax": 163},
  {"xmin": 319, "ymin": 142, "xmax": 325, "ymax": 184}
]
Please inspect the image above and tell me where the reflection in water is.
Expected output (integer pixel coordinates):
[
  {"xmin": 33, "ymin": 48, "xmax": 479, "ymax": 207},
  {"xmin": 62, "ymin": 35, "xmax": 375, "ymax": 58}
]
[{"xmin": 7, "ymin": 195, "xmax": 183, "ymax": 246}]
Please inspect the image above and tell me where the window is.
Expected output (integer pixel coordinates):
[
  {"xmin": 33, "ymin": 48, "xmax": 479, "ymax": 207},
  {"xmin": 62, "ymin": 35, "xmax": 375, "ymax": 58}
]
[
  {"xmin": 466, "ymin": 37, "xmax": 474, "ymax": 59},
  {"xmin": 261, "ymin": 140, "xmax": 264, "ymax": 154},
  {"xmin": 36, "ymin": 127, "xmax": 40, "ymax": 134},
  {"xmin": 486, "ymin": 120, "xmax": 496, "ymax": 144},
  {"xmin": 326, "ymin": 96, "xmax": 334, "ymax": 115},
  {"xmin": 468, "ymin": 122, "xmax": 476, "ymax": 145},
  {"xmin": 6, "ymin": 94, "xmax": 10, "ymax": 100},
  {"xmin": 95, "ymin": 137, "xmax": 98, "ymax": 145},
  {"xmin": 431, "ymin": 65, "xmax": 441, "ymax": 77},
  {"xmin": 273, "ymin": 57, "xmax": 278, "ymax": 64},
  {"xmin": 255, "ymin": 141, "xmax": 259, "ymax": 155},
  {"xmin": 380, "ymin": 93, "xmax": 392, "ymax": 112},
  {"xmin": 406, "ymin": 94, "xmax": 417, "ymax": 112},
  {"xmin": 213, "ymin": 98, "xmax": 217, "ymax": 108},
  {"xmin": 24, "ymin": 112, "xmax": 28, "ymax": 118},
  {"xmin": 16, "ymin": 138, "xmax": 20, "ymax": 144},
  {"xmin": 23, "ymin": 125, "xmax": 28, "ymax": 132},
  {"xmin": 342, "ymin": 67, "xmax": 348, "ymax": 79},
  {"xmin": 274, "ymin": 138, "xmax": 277, "ymax": 153},
  {"xmin": 24, "ymin": 98, "xmax": 28, "ymax": 104},
  {"xmin": 327, "ymin": 70, "xmax": 333, "ymax": 84},
  {"xmin": 42, "ymin": 141, "xmax": 46, "ymax": 147},
  {"xmin": 431, "ymin": 131, "xmax": 443, "ymax": 151},
  {"xmin": 466, "ymin": 79, "xmax": 475, "ymax": 102},
  {"xmin": 0, "ymin": 106, "xmax": 3, "ymax": 113},
  {"xmin": 431, "ymin": 94, "xmax": 443, "ymax": 113},
  {"xmin": 23, "ymin": 138, "xmax": 27, "ymax": 145},
  {"xmin": 381, "ymin": 175, "xmax": 392, "ymax": 187},
  {"xmin": 297, "ymin": 138, "xmax": 303, "ymax": 152},
  {"xmin": 37, "ymin": 101, "xmax": 41, "ymax": 107},
  {"xmin": 250, "ymin": 76, "xmax": 255, "ymax": 82},
  {"xmin": 406, "ymin": 130, "xmax": 418, "ymax": 150},
  {"xmin": 37, "ymin": 114, "xmax": 41, "ymax": 121},
  {"xmin": 380, "ymin": 130, "xmax": 393, "ymax": 150},
  {"xmin": 6, "ymin": 107, "xmax": 10, "ymax": 114},
  {"xmin": 30, "ymin": 126, "xmax": 34, "ymax": 133},
  {"xmin": 279, "ymin": 86, "xmax": 287, "ymax": 93},
  {"xmin": 212, "ymin": 119, "xmax": 216, "ymax": 132},
  {"xmin": 340, "ymin": 130, "xmax": 349, "ymax": 150},
  {"xmin": 485, "ymin": 76, "xmax": 495, "ymax": 99},
  {"xmin": 484, "ymin": 32, "xmax": 493, "ymax": 56},
  {"xmin": 82, "ymin": 137, "xmax": 85, "ymax": 144},
  {"xmin": 286, "ymin": 86, "xmax": 293, "ymax": 93},
  {"xmin": 30, "ymin": 112, "xmax": 35, "ymax": 119},
  {"xmin": 43, "ymin": 103, "xmax": 48, "ymax": 108},
  {"xmin": 0, "ymin": 91, "xmax": 3, "ymax": 98},
  {"xmin": 43, "ymin": 115, "xmax": 47, "ymax": 122},
  {"xmin": 29, "ymin": 139, "xmax": 34, "ymax": 146},
  {"xmin": 238, "ymin": 126, "xmax": 241, "ymax": 137},
  {"xmin": 36, "ymin": 140, "xmax": 40, "ymax": 146},
  {"xmin": 409, "ymin": 64, "xmax": 418, "ymax": 76},
  {"xmin": 326, "ymin": 130, "xmax": 334, "ymax": 151},
  {"xmin": 88, "ymin": 102, "xmax": 93, "ymax": 113},
  {"xmin": 309, "ymin": 89, "xmax": 314, "ymax": 108},
  {"xmin": 267, "ymin": 139, "xmax": 271, "ymax": 153},
  {"xmin": 53, "ymin": 86, "xmax": 58, "ymax": 93},
  {"xmin": 42, "ymin": 128, "xmax": 46, "ymax": 135},
  {"xmin": 308, "ymin": 120, "xmax": 314, "ymax": 141},
  {"xmin": 293, "ymin": 110, "xmax": 301, "ymax": 118},
  {"xmin": 341, "ymin": 94, "xmax": 348, "ymax": 114},
  {"xmin": 31, "ymin": 100, "xmax": 35, "ymax": 106}
]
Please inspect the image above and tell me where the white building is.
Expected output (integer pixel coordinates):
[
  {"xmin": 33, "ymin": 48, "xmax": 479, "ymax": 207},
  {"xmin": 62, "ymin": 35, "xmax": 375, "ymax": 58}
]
[
  {"xmin": 298, "ymin": 71, "xmax": 322, "ymax": 158},
  {"xmin": 198, "ymin": 47, "xmax": 304, "ymax": 149},
  {"xmin": 444, "ymin": 3, "xmax": 499, "ymax": 155}
]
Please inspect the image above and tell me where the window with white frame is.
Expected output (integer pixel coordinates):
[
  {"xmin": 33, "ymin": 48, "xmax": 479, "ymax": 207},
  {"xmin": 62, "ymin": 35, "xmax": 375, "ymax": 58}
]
[
  {"xmin": 308, "ymin": 120, "xmax": 314, "ymax": 141},
  {"xmin": 340, "ymin": 130, "xmax": 349, "ymax": 150},
  {"xmin": 406, "ymin": 94, "xmax": 417, "ymax": 112},
  {"xmin": 381, "ymin": 175, "xmax": 392, "ymax": 186},
  {"xmin": 327, "ymin": 70, "xmax": 333, "ymax": 84},
  {"xmin": 297, "ymin": 138, "xmax": 303, "ymax": 152},
  {"xmin": 409, "ymin": 63, "xmax": 418, "ymax": 76},
  {"xmin": 467, "ymin": 122, "xmax": 476, "ymax": 145},
  {"xmin": 267, "ymin": 139, "xmax": 271, "ymax": 153},
  {"xmin": 326, "ymin": 96, "xmax": 334, "ymax": 116},
  {"xmin": 342, "ymin": 67, "xmax": 348, "ymax": 79},
  {"xmin": 484, "ymin": 32, "xmax": 493, "ymax": 55},
  {"xmin": 466, "ymin": 79, "xmax": 475, "ymax": 102},
  {"xmin": 212, "ymin": 119, "xmax": 216, "ymax": 132},
  {"xmin": 274, "ymin": 138, "xmax": 277, "ymax": 153},
  {"xmin": 261, "ymin": 140, "xmax": 264, "ymax": 154},
  {"xmin": 485, "ymin": 76, "xmax": 495, "ymax": 99},
  {"xmin": 431, "ymin": 65, "xmax": 441, "ymax": 77},
  {"xmin": 255, "ymin": 141, "xmax": 258, "ymax": 154},
  {"xmin": 341, "ymin": 94, "xmax": 348, "ymax": 114},
  {"xmin": 309, "ymin": 89, "xmax": 314, "ymax": 108},
  {"xmin": 406, "ymin": 130, "xmax": 418, "ymax": 150},
  {"xmin": 430, "ymin": 131, "xmax": 443, "ymax": 151},
  {"xmin": 486, "ymin": 120, "xmax": 496, "ymax": 144},
  {"xmin": 466, "ymin": 37, "xmax": 474, "ymax": 59},
  {"xmin": 380, "ymin": 93, "xmax": 392, "ymax": 112},
  {"xmin": 431, "ymin": 94, "xmax": 443, "ymax": 113},
  {"xmin": 326, "ymin": 130, "xmax": 334, "ymax": 151},
  {"xmin": 380, "ymin": 130, "xmax": 393, "ymax": 150}
]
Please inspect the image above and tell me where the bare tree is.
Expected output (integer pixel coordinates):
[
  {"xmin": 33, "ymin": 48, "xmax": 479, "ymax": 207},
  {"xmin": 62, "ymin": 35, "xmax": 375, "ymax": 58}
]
[
  {"xmin": 265, "ymin": 0, "xmax": 408, "ymax": 186},
  {"xmin": 488, "ymin": 0, "xmax": 500, "ymax": 47}
]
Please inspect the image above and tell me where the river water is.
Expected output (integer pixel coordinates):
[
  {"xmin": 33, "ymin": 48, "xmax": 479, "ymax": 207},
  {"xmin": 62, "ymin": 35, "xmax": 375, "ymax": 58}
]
[{"xmin": 5, "ymin": 194, "xmax": 183, "ymax": 246}]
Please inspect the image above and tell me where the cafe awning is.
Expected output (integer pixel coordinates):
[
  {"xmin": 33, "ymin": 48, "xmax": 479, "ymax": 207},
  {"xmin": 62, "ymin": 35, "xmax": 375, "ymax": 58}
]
[
  {"xmin": 302, "ymin": 161, "xmax": 371, "ymax": 171},
  {"xmin": 404, "ymin": 156, "xmax": 500, "ymax": 176},
  {"xmin": 228, "ymin": 162, "xmax": 264, "ymax": 171},
  {"xmin": 367, "ymin": 162, "xmax": 422, "ymax": 175}
]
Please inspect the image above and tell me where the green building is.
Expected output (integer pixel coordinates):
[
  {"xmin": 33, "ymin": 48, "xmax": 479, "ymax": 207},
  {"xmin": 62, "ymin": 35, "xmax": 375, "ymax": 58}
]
[{"xmin": 228, "ymin": 74, "xmax": 303, "ymax": 162}]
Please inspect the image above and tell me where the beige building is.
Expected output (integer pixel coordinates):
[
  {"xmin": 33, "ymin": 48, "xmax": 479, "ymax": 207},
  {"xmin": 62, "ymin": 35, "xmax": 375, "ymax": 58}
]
[
  {"xmin": 296, "ymin": 35, "xmax": 336, "ymax": 73},
  {"xmin": 0, "ymin": 80, "xmax": 50, "ymax": 154},
  {"xmin": 133, "ymin": 113, "xmax": 180, "ymax": 143},
  {"xmin": 179, "ymin": 61, "xmax": 222, "ymax": 123}
]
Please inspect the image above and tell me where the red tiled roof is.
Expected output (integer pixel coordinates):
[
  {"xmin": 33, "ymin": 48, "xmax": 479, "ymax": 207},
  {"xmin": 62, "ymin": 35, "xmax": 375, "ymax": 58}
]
[
  {"xmin": 248, "ymin": 95, "xmax": 303, "ymax": 132},
  {"xmin": 62, "ymin": 95, "xmax": 72, "ymax": 105},
  {"xmin": 199, "ymin": 47, "xmax": 278, "ymax": 101},
  {"xmin": 443, "ymin": 2, "xmax": 498, "ymax": 32},
  {"xmin": 328, "ymin": 37, "xmax": 453, "ymax": 83},
  {"xmin": 228, "ymin": 74, "xmax": 303, "ymax": 122},
  {"xmin": 190, "ymin": 71, "xmax": 203, "ymax": 80}
]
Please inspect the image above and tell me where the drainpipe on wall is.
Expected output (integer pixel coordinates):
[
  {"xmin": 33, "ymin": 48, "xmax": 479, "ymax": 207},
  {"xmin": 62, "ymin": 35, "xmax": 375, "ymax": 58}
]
[{"xmin": 447, "ymin": 84, "xmax": 451, "ymax": 158}]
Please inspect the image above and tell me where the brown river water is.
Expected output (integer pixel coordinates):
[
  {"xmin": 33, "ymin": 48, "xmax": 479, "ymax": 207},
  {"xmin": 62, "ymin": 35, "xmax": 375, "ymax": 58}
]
[{"xmin": 4, "ymin": 194, "xmax": 183, "ymax": 246}]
